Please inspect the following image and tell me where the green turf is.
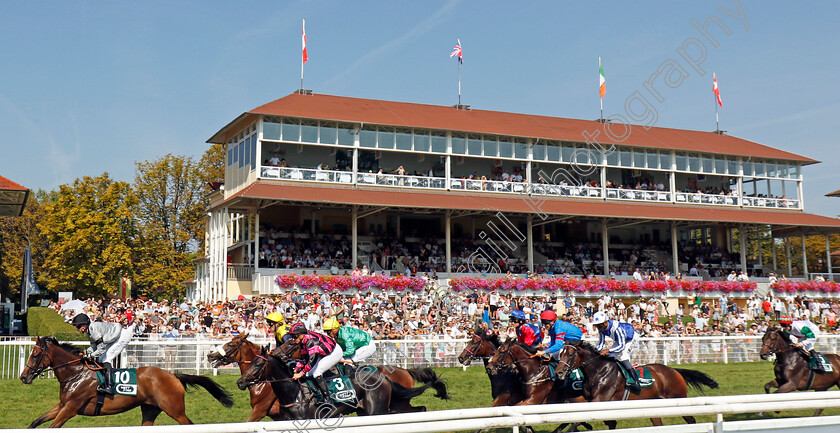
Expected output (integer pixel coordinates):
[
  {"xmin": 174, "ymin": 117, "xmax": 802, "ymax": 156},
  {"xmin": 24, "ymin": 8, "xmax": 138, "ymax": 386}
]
[{"xmin": 3, "ymin": 361, "xmax": 838, "ymax": 430}]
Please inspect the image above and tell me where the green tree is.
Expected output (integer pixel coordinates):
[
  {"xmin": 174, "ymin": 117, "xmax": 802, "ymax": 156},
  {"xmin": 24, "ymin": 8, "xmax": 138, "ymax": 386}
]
[
  {"xmin": 39, "ymin": 174, "xmax": 136, "ymax": 298},
  {"xmin": 132, "ymin": 154, "xmax": 206, "ymax": 298},
  {"xmin": 0, "ymin": 194, "xmax": 48, "ymax": 303},
  {"xmin": 201, "ymin": 143, "xmax": 225, "ymax": 185}
]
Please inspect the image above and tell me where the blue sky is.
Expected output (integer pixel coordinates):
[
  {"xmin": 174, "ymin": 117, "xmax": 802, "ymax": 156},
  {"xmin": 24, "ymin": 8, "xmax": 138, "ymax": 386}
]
[{"xmin": 1, "ymin": 1, "xmax": 838, "ymax": 217}]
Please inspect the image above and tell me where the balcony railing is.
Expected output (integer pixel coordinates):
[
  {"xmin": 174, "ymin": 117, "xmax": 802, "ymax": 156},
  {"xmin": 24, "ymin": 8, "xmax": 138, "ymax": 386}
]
[{"xmin": 256, "ymin": 165, "xmax": 802, "ymax": 210}]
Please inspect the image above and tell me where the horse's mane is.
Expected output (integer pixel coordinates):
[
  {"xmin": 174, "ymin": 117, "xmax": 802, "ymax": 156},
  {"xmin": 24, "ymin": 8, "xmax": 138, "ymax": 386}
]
[
  {"xmin": 480, "ymin": 332, "xmax": 502, "ymax": 349},
  {"xmin": 771, "ymin": 326, "xmax": 793, "ymax": 344},
  {"xmin": 574, "ymin": 340, "xmax": 612, "ymax": 360},
  {"xmin": 42, "ymin": 336, "xmax": 85, "ymax": 357}
]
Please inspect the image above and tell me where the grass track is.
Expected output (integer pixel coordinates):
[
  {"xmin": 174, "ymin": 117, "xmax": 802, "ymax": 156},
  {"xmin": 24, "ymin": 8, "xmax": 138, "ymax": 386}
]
[{"xmin": 2, "ymin": 361, "xmax": 839, "ymax": 430}]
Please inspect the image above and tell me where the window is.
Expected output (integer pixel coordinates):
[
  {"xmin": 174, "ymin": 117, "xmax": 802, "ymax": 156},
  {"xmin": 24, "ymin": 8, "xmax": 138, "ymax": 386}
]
[
  {"xmin": 452, "ymin": 135, "xmax": 466, "ymax": 154},
  {"xmin": 702, "ymin": 157, "xmax": 713, "ymax": 173},
  {"xmin": 499, "ymin": 139, "xmax": 513, "ymax": 158},
  {"xmin": 263, "ymin": 120, "xmax": 281, "ymax": 140},
  {"xmin": 282, "ymin": 120, "xmax": 300, "ymax": 142},
  {"xmin": 533, "ymin": 144, "xmax": 546, "ymax": 161},
  {"xmin": 547, "ymin": 144, "xmax": 560, "ymax": 162},
  {"xmin": 715, "ymin": 157, "xmax": 726, "ymax": 174},
  {"xmin": 514, "ymin": 140, "xmax": 527, "ymax": 159},
  {"xmin": 753, "ymin": 161, "xmax": 765, "ymax": 177},
  {"xmin": 360, "ymin": 129, "xmax": 376, "ymax": 148},
  {"xmin": 396, "ymin": 130, "xmax": 412, "ymax": 150},
  {"xmin": 301, "ymin": 123, "xmax": 318, "ymax": 143},
  {"xmin": 607, "ymin": 148, "xmax": 619, "ymax": 166},
  {"xmin": 619, "ymin": 150, "xmax": 632, "ymax": 167},
  {"xmin": 319, "ymin": 124, "xmax": 337, "ymax": 145},
  {"xmin": 562, "ymin": 144, "xmax": 575, "ymax": 163},
  {"xmin": 660, "ymin": 153, "xmax": 671, "ymax": 169},
  {"xmin": 414, "ymin": 132, "xmax": 431, "ymax": 152},
  {"xmin": 484, "ymin": 137, "xmax": 497, "ymax": 157},
  {"xmin": 378, "ymin": 129, "xmax": 395, "ymax": 149},
  {"xmin": 431, "ymin": 133, "xmax": 447, "ymax": 153},
  {"xmin": 676, "ymin": 154, "xmax": 687, "ymax": 171},
  {"xmin": 647, "ymin": 152, "xmax": 659, "ymax": 169},
  {"xmin": 337, "ymin": 127, "xmax": 355, "ymax": 146},
  {"xmin": 468, "ymin": 136, "xmax": 482, "ymax": 155}
]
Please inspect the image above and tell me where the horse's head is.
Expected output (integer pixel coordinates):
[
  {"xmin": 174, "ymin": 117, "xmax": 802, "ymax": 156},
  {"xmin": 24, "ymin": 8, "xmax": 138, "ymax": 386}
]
[
  {"xmin": 20, "ymin": 337, "xmax": 52, "ymax": 384},
  {"xmin": 486, "ymin": 339, "xmax": 520, "ymax": 375},
  {"xmin": 274, "ymin": 337, "xmax": 302, "ymax": 362},
  {"xmin": 760, "ymin": 326, "xmax": 787, "ymax": 360},
  {"xmin": 236, "ymin": 345, "xmax": 270, "ymax": 390},
  {"xmin": 208, "ymin": 332, "xmax": 251, "ymax": 368},
  {"xmin": 459, "ymin": 334, "xmax": 493, "ymax": 366},
  {"xmin": 555, "ymin": 343, "xmax": 583, "ymax": 381}
]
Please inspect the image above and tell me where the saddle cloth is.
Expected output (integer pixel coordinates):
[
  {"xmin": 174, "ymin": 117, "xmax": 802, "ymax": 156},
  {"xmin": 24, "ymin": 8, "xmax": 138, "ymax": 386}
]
[{"xmin": 95, "ymin": 368, "xmax": 138, "ymax": 396}]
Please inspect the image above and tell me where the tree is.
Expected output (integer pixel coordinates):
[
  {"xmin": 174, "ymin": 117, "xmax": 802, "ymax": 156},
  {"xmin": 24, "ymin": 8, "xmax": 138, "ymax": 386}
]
[
  {"xmin": 132, "ymin": 154, "xmax": 207, "ymax": 298},
  {"xmin": 0, "ymin": 193, "xmax": 48, "ymax": 303},
  {"xmin": 201, "ymin": 143, "xmax": 225, "ymax": 185},
  {"xmin": 39, "ymin": 174, "xmax": 136, "ymax": 298}
]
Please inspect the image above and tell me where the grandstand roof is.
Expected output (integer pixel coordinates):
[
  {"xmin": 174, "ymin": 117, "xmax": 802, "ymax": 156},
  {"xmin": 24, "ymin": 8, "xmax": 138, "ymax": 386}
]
[
  {"xmin": 827, "ymin": 189, "xmax": 840, "ymax": 197},
  {"xmin": 210, "ymin": 92, "xmax": 817, "ymax": 164},
  {"xmin": 220, "ymin": 181, "xmax": 840, "ymax": 232},
  {"xmin": 0, "ymin": 174, "xmax": 29, "ymax": 217}
]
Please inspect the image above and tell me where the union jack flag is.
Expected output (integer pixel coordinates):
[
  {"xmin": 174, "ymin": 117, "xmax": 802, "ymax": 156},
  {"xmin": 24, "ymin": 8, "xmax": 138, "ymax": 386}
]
[{"xmin": 449, "ymin": 39, "xmax": 462, "ymax": 64}]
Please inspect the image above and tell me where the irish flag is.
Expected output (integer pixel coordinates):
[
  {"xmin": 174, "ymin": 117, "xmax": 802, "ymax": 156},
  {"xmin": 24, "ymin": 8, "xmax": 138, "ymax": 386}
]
[{"xmin": 599, "ymin": 57, "xmax": 606, "ymax": 98}]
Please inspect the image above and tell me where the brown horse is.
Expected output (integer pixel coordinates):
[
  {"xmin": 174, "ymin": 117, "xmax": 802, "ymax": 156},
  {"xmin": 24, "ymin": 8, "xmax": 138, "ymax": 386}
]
[
  {"xmin": 458, "ymin": 333, "xmax": 525, "ymax": 406},
  {"xmin": 20, "ymin": 336, "xmax": 233, "ymax": 428},
  {"xmin": 759, "ymin": 325, "xmax": 840, "ymax": 416},
  {"xmin": 207, "ymin": 333, "xmax": 448, "ymax": 419},
  {"xmin": 236, "ymin": 345, "xmax": 431, "ymax": 418},
  {"xmin": 555, "ymin": 341, "xmax": 719, "ymax": 430}
]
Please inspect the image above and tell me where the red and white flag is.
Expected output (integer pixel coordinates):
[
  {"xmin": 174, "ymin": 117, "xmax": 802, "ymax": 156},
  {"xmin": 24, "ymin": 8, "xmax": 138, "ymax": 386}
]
[
  {"xmin": 450, "ymin": 39, "xmax": 463, "ymax": 64},
  {"xmin": 713, "ymin": 73, "xmax": 722, "ymax": 107},
  {"xmin": 302, "ymin": 19, "xmax": 308, "ymax": 64}
]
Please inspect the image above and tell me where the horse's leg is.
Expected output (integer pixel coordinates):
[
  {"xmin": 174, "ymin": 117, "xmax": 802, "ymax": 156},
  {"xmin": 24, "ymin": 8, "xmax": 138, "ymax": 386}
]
[
  {"xmin": 604, "ymin": 420, "xmax": 618, "ymax": 430},
  {"xmin": 28, "ymin": 403, "xmax": 62, "ymax": 428},
  {"xmin": 683, "ymin": 416, "xmax": 697, "ymax": 424},
  {"xmin": 140, "ymin": 404, "xmax": 162, "ymax": 426},
  {"xmin": 764, "ymin": 379, "xmax": 778, "ymax": 393},
  {"xmin": 650, "ymin": 417, "xmax": 664, "ymax": 426},
  {"xmin": 247, "ymin": 398, "xmax": 275, "ymax": 422},
  {"xmin": 48, "ymin": 401, "xmax": 84, "ymax": 428},
  {"xmin": 158, "ymin": 397, "xmax": 193, "ymax": 424}
]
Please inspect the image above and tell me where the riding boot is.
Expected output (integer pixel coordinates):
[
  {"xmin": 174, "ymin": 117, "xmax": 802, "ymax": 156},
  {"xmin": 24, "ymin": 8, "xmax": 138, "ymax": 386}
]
[
  {"xmin": 810, "ymin": 349, "xmax": 825, "ymax": 373},
  {"xmin": 314, "ymin": 376, "xmax": 331, "ymax": 402},
  {"xmin": 620, "ymin": 360, "xmax": 641, "ymax": 393},
  {"xmin": 343, "ymin": 362, "xmax": 355, "ymax": 376},
  {"xmin": 99, "ymin": 362, "xmax": 115, "ymax": 394}
]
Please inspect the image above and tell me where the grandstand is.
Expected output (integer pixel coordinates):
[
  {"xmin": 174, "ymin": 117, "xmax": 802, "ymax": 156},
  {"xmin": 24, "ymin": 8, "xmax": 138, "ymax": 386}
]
[{"xmin": 187, "ymin": 92, "xmax": 840, "ymax": 302}]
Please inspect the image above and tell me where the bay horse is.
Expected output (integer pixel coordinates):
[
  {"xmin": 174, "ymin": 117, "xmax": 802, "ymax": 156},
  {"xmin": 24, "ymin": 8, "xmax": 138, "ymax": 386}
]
[
  {"xmin": 237, "ymin": 345, "xmax": 432, "ymax": 417},
  {"xmin": 555, "ymin": 341, "xmax": 719, "ymax": 430},
  {"xmin": 20, "ymin": 336, "xmax": 233, "ymax": 428},
  {"xmin": 759, "ymin": 325, "xmax": 840, "ymax": 416},
  {"xmin": 458, "ymin": 333, "xmax": 525, "ymax": 406},
  {"xmin": 207, "ymin": 333, "xmax": 447, "ymax": 419}
]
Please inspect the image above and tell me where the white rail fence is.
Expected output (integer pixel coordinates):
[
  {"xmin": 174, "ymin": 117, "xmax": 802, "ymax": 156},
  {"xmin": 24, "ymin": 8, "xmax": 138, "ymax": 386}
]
[
  {"xmin": 1, "ymin": 392, "xmax": 839, "ymax": 433},
  {"xmin": 4, "ymin": 335, "xmax": 840, "ymax": 379}
]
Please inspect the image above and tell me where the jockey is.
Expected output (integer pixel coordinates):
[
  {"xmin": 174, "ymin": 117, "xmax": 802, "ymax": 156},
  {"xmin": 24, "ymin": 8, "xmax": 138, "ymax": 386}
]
[
  {"xmin": 591, "ymin": 311, "xmax": 642, "ymax": 392},
  {"xmin": 322, "ymin": 317, "xmax": 376, "ymax": 372},
  {"xmin": 510, "ymin": 309, "xmax": 543, "ymax": 352},
  {"xmin": 287, "ymin": 323, "xmax": 343, "ymax": 400},
  {"xmin": 72, "ymin": 313, "xmax": 134, "ymax": 394},
  {"xmin": 536, "ymin": 310, "xmax": 583, "ymax": 362},
  {"xmin": 265, "ymin": 312, "xmax": 290, "ymax": 348},
  {"xmin": 779, "ymin": 317, "xmax": 824, "ymax": 372}
]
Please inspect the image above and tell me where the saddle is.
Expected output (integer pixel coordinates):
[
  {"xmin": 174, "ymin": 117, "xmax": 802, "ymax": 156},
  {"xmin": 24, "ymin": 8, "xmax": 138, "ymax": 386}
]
[{"xmin": 615, "ymin": 361, "xmax": 655, "ymax": 388}]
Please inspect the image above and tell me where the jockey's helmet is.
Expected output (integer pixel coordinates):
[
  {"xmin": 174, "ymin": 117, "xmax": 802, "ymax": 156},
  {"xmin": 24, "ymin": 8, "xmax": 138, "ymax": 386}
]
[
  {"xmin": 323, "ymin": 318, "xmax": 341, "ymax": 331},
  {"xmin": 591, "ymin": 311, "xmax": 609, "ymax": 325}
]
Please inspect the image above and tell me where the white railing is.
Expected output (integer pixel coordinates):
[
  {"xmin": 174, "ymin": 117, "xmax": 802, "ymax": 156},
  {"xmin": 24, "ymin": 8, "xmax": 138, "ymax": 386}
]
[
  {"xmin": 6, "ymin": 392, "xmax": 840, "ymax": 433},
  {"xmin": 260, "ymin": 167, "xmax": 354, "ymax": 184},
  {"xmin": 606, "ymin": 187, "xmax": 671, "ymax": 203},
  {"xmin": 7, "ymin": 335, "xmax": 840, "ymax": 379},
  {"xmin": 528, "ymin": 183, "xmax": 602, "ymax": 198},
  {"xmin": 357, "ymin": 173, "xmax": 447, "ymax": 190},
  {"xmin": 743, "ymin": 196, "xmax": 801, "ymax": 209},
  {"xmin": 675, "ymin": 192, "xmax": 740, "ymax": 206}
]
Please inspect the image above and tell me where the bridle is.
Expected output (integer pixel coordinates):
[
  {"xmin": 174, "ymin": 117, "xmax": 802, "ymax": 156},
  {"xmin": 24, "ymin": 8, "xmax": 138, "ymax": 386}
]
[
  {"xmin": 215, "ymin": 337, "xmax": 250, "ymax": 365},
  {"xmin": 462, "ymin": 335, "xmax": 493, "ymax": 362},
  {"xmin": 24, "ymin": 340, "xmax": 82, "ymax": 380}
]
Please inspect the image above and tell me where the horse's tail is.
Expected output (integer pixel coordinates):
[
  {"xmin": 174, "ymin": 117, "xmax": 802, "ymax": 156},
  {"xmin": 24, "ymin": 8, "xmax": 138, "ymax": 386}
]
[
  {"xmin": 406, "ymin": 368, "xmax": 450, "ymax": 400},
  {"xmin": 674, "ymin": 368, "xmax": 719, "ymax": 393},
  {"xmin": 175, "ymin": 373, "xmax": 235, "ymax": 408},
  {"xmin": 390, "ymin": 379, "xmax": 435, "ymax": 402}
]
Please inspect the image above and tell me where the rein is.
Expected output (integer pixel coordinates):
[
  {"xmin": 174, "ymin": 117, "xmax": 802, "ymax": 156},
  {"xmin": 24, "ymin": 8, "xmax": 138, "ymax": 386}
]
[{"xmin": 26, "ymin": 344, "xmax": 84, "ymax": 379}]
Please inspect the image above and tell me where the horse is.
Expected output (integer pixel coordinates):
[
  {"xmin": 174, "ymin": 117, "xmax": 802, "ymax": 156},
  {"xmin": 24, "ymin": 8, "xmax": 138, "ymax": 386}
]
[
  {"xmin": 759, "ymin": 325, "xmax": 840, "ymax": 416},
  {"xmin": 19, "ymin": 336, "xmax": 233, "ymax": 428},
  {"xmin": 555, "ymin": 341, "xmax": 719, "ymax": 430},
  {"xmin": 207, "ymin": 333, "xmax": 447, "ymax": 419},
  {"xmin": 458, "ymin": 333, "xmax": 525, "ymax": 407},
  {"xmin": 236, "ymin": 344, "xmax": 432, "ymax": 418}
]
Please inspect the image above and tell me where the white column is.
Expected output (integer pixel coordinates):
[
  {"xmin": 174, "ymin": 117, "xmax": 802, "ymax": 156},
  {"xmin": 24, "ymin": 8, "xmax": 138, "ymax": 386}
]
[
  {"xmin": 526, "ymin": 138, "xmax": 533, "ymax": 186},
  {"xmin": 352, "ymin": 148, "xmax": 359, "ymax": 184},
  {"xmin": 827, "ymin": 235, "xmax": 833, "ymax": 279},
  {"xmin": 602, "ymin": 219, "xmax": 610, "ymax": 278},
  {"xmin": 757, "ymin": 227, "xmax": 764, "ymax": 269},
  {"xmin": 352, "ymin": 205, "xmax": 358, "ymax": 269},
  {"xmin": 739, "ymin": 224, "xmax": 747, "ymax": 275},
  {"xmin": 785, "ymin": 238, "xmax": 792, "ymax": 277},
  {"xmin": 772, "ymin": 236, "xmax": 778, "ymax": 271},
  {"xmin": 737, "ymin": 157, "xmax": 744, "ymax": 207},
  {"xmin": 445, "ymin": 132, "xmax": 452, "ymax": 189},
  {"xmin": 671, "ymin": 221, "xmax": 679, "ymax": 275},
  {"xmin": 801, "ymin": 236, "xmax": 809, "ymax": 279},
  {"xmin": 527, "ymin": 215, "xmax": 534, "ymax": 273},
  {"xmin": 797, "ymin": 174, "xmax": 805, "ymax": 209},
  {"xmin": 445, "ymin": 210, "xmax": 452, "ymax": 275},
  {"xmin": 670, "ymin": 151, "xmax": 677, "ymax": 203}
]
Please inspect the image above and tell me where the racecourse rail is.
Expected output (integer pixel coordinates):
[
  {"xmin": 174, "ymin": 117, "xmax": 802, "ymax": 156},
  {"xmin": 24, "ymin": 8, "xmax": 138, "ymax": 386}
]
[
  {"xmin": 4, "ymin": 334, "xmax": 840, "ymax": 379},
  {"xmin": 1, "ymin": 392, "xmax": 840, "ymax": 433}
]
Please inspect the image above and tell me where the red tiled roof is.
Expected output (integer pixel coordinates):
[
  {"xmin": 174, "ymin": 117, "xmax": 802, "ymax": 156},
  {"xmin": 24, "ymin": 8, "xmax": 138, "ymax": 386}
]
[
  {"xmin": 220, "ymin": 181, "xmax": 840, "ymax": 229},
  {"xmin": 0, "ymin": 175, "xmax": 27, "ymax": 191},
  {"xmin": 209, "ymin": 93, "xmax": 817, "ymax": 164}
]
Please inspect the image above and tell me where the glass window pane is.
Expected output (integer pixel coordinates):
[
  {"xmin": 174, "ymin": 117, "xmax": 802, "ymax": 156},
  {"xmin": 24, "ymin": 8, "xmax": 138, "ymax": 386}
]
[
  {"xmin": 647, "ymin": 152, "xmax": 658, "ymax": 169},
  {"xmin": 499, "ymin": 139, "xmax": 513, "ymax": 158},
  {"xmin": 396, "ymin": 132, "xmax": 412, "ymax": 150},
  {"xmin": 452, "ymin": 136, "xmax": 466, "ymax": 154},
  {"xmin": 743, "ymin": 162, "xmax": 753, "ymax": 176},
  {"xmin": 250, "ymin": 136, "xmax": 257, "ymax": 168},
  {"xmin": 660, "ymin": 153, "xmax": 671, "ymax": 169},
  {"xmin": 337, "ymin": 127, "xmax": 355, "ymax": 146},
  {"xmin": 620, "ymin": 150, "xmax": 632, "ymax": 167},
  {"xmin": 378, "ymin": 130, "xmax": 395, "ymax": 149},
  {"xmin": 360, "ymin": 130, "xmax": 376, "ymax": 148},
  {"xmin": 675, "ymin": 154, "xmax": 687, "ymax": 171},
  {"xmin": 228, "ymin": 148, "xmax": 234, "ymax": 166},
  {"xmin": 688, "ymin": 156, "xmax": 701, "ymax": 172},
  {"xmin": 533, "ymin": 144, "xmax": 546, "ymax": 161},
  {"xmin": 264, "ymin": 121, "xmax": 281, "ymax": 140},
  {"xmin": 414, "ymin": 133, "xmax": 430, "ymax": 152},
  {"xmin": 576, "ymin": 148, "xmax": 598, "ymax": 165},
  {"xmin": 754, "ymin": 161, "xmax": 765, "ymax": 177},
  {"xmin": 703, "ymin": 157, "xmax": 713, "ymax": 173},
  {"xmin": 715, "ymin": 158, "xmax": 726, "ymax": 174},
  {"xmin": 514, "ymin": 142, "xmax": 527, "ymax": 159},
  {"xmin": 728, "ymin": 159, "xmax": 739, "ymax": 175},
  {"xmin": 468, "ymin": 138, "xmax": 482, "ymax": 155},
  {"xmin": 765, "ymin": 162, "xmax": 776, "ymax": 178},
  {"xmin": 301, "ymin": 124, "xmax": 318, "ymax": 143},
  {"xmin": 484, "ymin": 139, "xmax": 497, "ymax": 157},
  {"xmin": 319, "ymin": 125, "xmax": 337, "ymax": 145},
  {"xmin": 790, "ymin": 165, "xmax": 800, "ymax": 178},
  {"xmin": 562, "ymin": 145, "xmax": 575, "ymax": 163},
  {"xmin": 282, "ymin": 121, "xmax": 300, "ymax": 142},
  {"xmin": 431, "ymin": 134, "xmax": 447, "ymax": 153},
  {"xmin": 607, "ymin": 149, "xmax": 619, "ymax": 166},
  {"xmin": 547, "ymin": 145, "xmax": 560, "ymax": 162},
  {"xmin": 238, "ymin": 142, "xmax": 245, "ymax": 168},
  {"xmin": 634, "ymin": 151, "xmax": 645, "ymax": 168}
]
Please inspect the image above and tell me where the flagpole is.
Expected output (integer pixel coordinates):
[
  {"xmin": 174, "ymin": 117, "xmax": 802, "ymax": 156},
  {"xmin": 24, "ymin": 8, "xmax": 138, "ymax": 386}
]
[
  {"xmin": 301, "ymin": 57, "xmax": 304, "ymax": 92},
  {"xmin": 600, "ymin": 97, "xmax": 604, "ymax": 122},
  {"xmin": 457, "ymin": 61, "xmax": 461, "ymax": 106}
]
